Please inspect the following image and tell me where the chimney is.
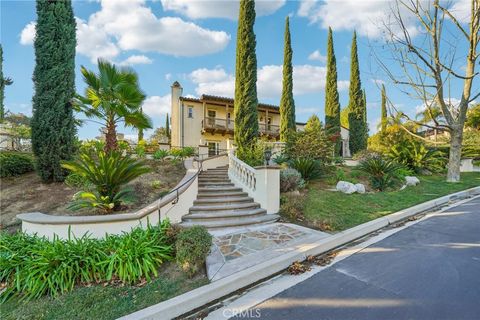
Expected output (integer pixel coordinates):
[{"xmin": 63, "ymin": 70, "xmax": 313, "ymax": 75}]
[{"xmin": 170, "ymin": 81, "xmax": 183, "ymax": 147}]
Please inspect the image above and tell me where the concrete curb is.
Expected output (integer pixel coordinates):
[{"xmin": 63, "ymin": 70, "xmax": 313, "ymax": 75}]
[{"xmin": 119, "ymin": 186, "xmax": 480, "ymax": 320}]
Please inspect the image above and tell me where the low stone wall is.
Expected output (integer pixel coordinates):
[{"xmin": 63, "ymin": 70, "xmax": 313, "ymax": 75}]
[
  {"xmin": 460, "ymin": 158, "xmax": 480, "ymax": 172},
  {"xmin": 17, "ymin": 154, "xmax": 229, "ymax": 240}
]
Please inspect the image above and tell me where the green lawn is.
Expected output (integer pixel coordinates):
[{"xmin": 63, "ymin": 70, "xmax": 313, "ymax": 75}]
[
  {"xmin": 303, "ymin": 172, "xmax": 480, "ymax": 231},
  {"xmin": 1, "ymin": 263, "xmax": 208, "ymax": 320}
]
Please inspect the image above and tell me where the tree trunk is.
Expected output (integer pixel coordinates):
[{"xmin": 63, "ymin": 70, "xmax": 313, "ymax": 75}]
[
  {"xmin": 446, "ymin": 126, "xmax": 463, "ymax": 182},
  {"xmin": 105, "ymin": 121, "xmax": 118, "ymax": 153}
]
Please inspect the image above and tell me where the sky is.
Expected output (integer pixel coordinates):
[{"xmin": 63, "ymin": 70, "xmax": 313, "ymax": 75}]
[{"xmin": 1, "ymin": 0, "xmax": 476, "ymax": 140}]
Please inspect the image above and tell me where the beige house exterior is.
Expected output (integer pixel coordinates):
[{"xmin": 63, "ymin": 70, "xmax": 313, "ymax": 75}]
[{"xmin": 170, "ymin": 81, "xmax": 350, "ymax": 157}]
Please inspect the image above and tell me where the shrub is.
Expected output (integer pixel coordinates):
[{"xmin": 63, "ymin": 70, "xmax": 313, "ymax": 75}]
[
  {"xmin": 273, "ymin": 152, "xmax": 289, "ymax": 165},
  {"xmin": 0, "ymin": 221, "xmax": 173, "ymax": 301},
  {"xmin": 334, "ymin": 168, "xmax": 346, "ymax": 182},
  {"xmin": 289, "ymin": 157, "xmax": 322, "ymax": 181},
  {"xmin": 175, "ymin": 226, "xmax": 212, "ymax": 276},
  {"xmin": 280, "ymin": 168, "xmax": 305, "ymax": 192},
  {"xmin": 388, "ymin": 141, "xmax": 447, "ymax": 173},
  {"xmin": 284, "ymin": 128, "xmax": 333, "ymax": 164},
  {"xmin": 358, "ymin": 155, "xmax": 405, "ymax": 191},
  {"xmin": 135, "ymin": 140, "xmax": 146, "ymax": 158},
  {"xmin": 280, "ymin": 194, "xmax": 305, "ymax": 221},
  {"xmin": 0, "ymin": 152, "xmax": 34, "ymax": 177},
  {"xmin": 64, "ymin": 172, "xmax": 92, "ymax": 189},
  {"xmin": 79, "ymin": 139, "xmax": 105, "ymax": 154},
  {"xmin": 61, "ymin": 151, "xmax": 150, "ymax": 213},
  {"xmin": 153, "ymin": 149, "xmax": 169, "ymax": 161},
  {"xmin": 352, "ymin": 149, "xmax": 380, "ymax": 161}
]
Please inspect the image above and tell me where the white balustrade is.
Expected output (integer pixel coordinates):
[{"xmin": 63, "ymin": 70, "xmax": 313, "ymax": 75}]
[{"xmin": 228, "ymin": 150, "xmax": 280, "ymax": 214}]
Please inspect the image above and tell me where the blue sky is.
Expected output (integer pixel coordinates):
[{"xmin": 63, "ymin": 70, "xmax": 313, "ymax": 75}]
[{"xmin": 1, "ymin": 0, "xmax": 475, "ymax": 140}]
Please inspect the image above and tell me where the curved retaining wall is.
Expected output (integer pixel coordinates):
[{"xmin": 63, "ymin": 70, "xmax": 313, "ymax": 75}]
[{"xmin": 17, "ymin": 155, "xmax": 229, "ymax": 240}]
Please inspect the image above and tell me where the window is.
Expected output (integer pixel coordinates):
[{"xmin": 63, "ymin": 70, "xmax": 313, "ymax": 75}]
[{"xmin": 188, "ymin": 107, "xmax": 193, "ymax": 118}]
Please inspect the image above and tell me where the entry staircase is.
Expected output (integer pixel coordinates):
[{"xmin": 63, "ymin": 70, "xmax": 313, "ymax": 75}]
[{"xmin": 180, "ymin": 165, "xmax": 279, "ymax": 229}]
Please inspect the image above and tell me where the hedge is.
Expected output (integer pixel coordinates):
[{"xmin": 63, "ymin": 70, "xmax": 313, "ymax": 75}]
[{"xmin": 0, "ymin": 152, "xmax": 35, "ymax": 177}]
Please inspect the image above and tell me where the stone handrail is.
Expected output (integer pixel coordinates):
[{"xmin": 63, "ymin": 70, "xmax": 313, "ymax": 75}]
[
  {"xmin": 227, "ymin": 150, "xmax": 280, "ymax": 215},
  {"xmin": 228, "ymin": 150, "xmax": 257, "ymax": 191}
]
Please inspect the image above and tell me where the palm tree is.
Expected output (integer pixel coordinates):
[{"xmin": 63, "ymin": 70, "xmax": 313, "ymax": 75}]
[{"xmin": 75, "ymin": 59, "xmax": 152, "ymax": 153}]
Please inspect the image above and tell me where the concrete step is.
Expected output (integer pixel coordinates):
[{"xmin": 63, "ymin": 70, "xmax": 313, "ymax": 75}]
[
  {"xmin": 193, "ymin": 196, "xmax": 253, "ymax": 206},
  {"xmin": 189, "ymin": 202, "xmax": 260, "ymax": 212},
  {"xmin": 199, "ymin": 174, "xmax": 229, "ymax": 179},
  {"xmin": 197, "ymin": 191, "xmax": 248, "ymax": 198},
  {"xmin": 198, "ymin": 177, "xmax": 231, "ymax": 182},
  {"xmin": 198, "ymin": 182, "xmax": 234, "ymax": 187},
  {"xmin": 180, "ymin": 214, "xmax": 279, "ymax": 229},
  {"xmin": 198, "ymin": 186, "xmax": 243, "ymax": 193},
  {"xmin": 182, "ymin": 208, "xmax": 267, "ymax": 221}
]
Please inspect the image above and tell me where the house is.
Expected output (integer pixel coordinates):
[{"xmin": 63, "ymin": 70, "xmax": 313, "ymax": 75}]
[{"xmin": 170, "ymin": 81, "xmax": 350, "ymax": 157}]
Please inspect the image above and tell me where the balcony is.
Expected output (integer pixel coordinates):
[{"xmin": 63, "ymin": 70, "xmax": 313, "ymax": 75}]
[{"xmin": 202, "ymin": 117, "xmax": 280, "ymax": 137}]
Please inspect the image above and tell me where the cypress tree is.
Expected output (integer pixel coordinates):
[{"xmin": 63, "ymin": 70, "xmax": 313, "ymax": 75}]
[
  {"xmin": 324, "ymin": 27, "xmax": 341, "ymax": 155},
  {"xmin": 31, "ymin": 0, "xmax": 77, "ymax": 182},
  {"xmin": 0, "ymin": 44, "xmax": 13, "ymax": 122},
  {"xmin": 280, "ymin": 16, "xmax": 295, "ymax": 141},
  {"xmin": 234, "ymin": 0, "xmax": 259, "ymax": 154},
  {"xmin": 381, "ymin": 84, "xmax": 387, "ymax": 132},
  {"xmin": 347, "ymin": 31, "xmax": 367, "ymax": 154}
]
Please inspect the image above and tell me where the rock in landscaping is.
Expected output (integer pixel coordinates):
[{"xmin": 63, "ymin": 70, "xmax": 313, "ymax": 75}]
[
  {"xmin": 336, "ymin": 181, "xmax": 357, "ymax": 194},
  {"xmin": 355, "ymin": 183, "xmax": 366, "ymax": 194},
  {"xmin": 405, "ymin": 176, "xmax": 420, "ymax": 186}
]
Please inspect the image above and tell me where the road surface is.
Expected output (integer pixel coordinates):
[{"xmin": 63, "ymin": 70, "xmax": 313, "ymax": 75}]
[{"xmin": 236, "ymin": 196, "xmax": 480, "ymax": 320}]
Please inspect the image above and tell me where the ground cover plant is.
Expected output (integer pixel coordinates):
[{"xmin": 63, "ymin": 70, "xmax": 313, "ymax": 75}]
[
  {"xmin": 0, "ymin": 221, "xmax": 174, "ymax": 301},
  {"xmin": 0, "ymin": 223, "xmax": 211, "ymax": 320}
]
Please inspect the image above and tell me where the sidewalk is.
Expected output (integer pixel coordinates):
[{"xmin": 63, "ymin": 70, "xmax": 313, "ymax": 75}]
[{"xmin": 207, "ymin": 224, "xmax": 329, "ymax": 281}]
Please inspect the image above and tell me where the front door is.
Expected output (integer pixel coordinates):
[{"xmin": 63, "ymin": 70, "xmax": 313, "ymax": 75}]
[{"xmin": 208, "ymin": 141, "xmax": 219, "ymax": 156}]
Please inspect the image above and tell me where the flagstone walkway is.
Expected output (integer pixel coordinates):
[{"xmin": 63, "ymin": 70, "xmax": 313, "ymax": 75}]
[{"xmin": 206, "ymin": 223, "xmax": 328, "ymax": 281}]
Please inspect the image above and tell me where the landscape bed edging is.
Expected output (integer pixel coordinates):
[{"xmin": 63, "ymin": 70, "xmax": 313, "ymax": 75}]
[{"xmin": 119, "ymin": 185, "xmax": 480, "ymax": 320}]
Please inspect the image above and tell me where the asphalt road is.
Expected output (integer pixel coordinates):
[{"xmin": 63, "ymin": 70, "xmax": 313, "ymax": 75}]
[{"xmin": 236, "ymin": 196, "xmax": 480, "ymax": 320}]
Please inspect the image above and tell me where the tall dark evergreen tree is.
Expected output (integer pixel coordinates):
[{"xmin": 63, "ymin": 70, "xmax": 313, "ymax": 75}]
[
  {"xmin": 347, "ymin": 31, "xmax": 367, "ymax": 154},
  {"xmin": 31, "ymin": 0, "xmax": 77, "ymax": 182},
  {"xmin": 380, "ymin": 84, "xmax": 388, "ymax": 132},
  {"xmin": 0, "ymin": 44, "xmax": 13, "ymax": 122},
  {"xmin": 280, "ymin": 16, "xmax": 295, "ymax": 141},
  {"xmin": 234, "ymin": 0, "xmax": 259, "ymax": 155},
  {"xmin": 324, "ymin": 27, "xmax": 341, "ymax": 155}
]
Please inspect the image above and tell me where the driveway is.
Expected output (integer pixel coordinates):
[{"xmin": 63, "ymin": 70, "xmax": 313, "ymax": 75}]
[{"xmin": 236, "ymin": 196, "xmax": 480, "ymax": 320}]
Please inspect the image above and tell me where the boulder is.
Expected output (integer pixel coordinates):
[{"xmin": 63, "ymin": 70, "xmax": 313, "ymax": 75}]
[
  {"xmin": 336, "ymin": 181, "xmax": 357, "ymax": 194},
  {"xmin": 355, "ymin": 183, "xmax": 366, "ymax": 194},
  {"xmin": 405, "ymin": 176, "xmax": 420, "ymax": 186}
]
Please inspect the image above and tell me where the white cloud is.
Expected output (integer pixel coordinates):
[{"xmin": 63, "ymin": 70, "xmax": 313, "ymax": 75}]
[
  {"xmin": 161, "ymin": 0, "xmax": 285, "ymax": 20},
  {"xmin": 165, "ymin": 73, "xmax": 172, "ymax": 81},
  {"xmin": 75, "ymin": 17, "xmax": 120, "ymax": 62},
  {"xmin": 119, "ymin": 55, "xmax": 153, "ymax": 66},
  {"xmin": 449, "ymin": 1, "xmax": 472, "ymax": 23},
  {"xmin": 19, "ymin": 0, "xmax": 230, "ymax": 62},
  {"xmin": 189, "ymin": 64, "xmax": 349, "ymax": 99},
  {"xmin": 297, "ymin": 0, "xmax": 419, "ymax": 39},
  {"xmin": 308, "ymin": 50, "xmax": 327, "ymax": 63},
  {"xmin": 20, "ymin": 21, "xmax": 36, "ymax": 45},
  {"xmin": 142, "ymin": 95, "xmax": 171, "ymax": 117}
]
